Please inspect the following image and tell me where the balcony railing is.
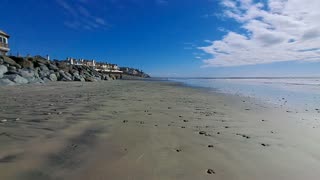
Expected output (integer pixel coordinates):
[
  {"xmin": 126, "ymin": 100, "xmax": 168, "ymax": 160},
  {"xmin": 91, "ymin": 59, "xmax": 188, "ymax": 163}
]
[{"xmin": 0, "ymin": 42, "xmax": 9, "ymax": 48}]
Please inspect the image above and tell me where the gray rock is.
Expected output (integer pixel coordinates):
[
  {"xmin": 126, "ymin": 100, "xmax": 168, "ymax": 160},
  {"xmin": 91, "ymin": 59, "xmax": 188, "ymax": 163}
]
[
  {"xmin": 59, "ymin": 70, "xmax": 72, "ymax": 81},
  {"xmin": 0, "ymin": 78, "xmax": 15, "ymax": 86},
  {"xmin": 40, "ymin": 64, "xmax": 50, "ymax": 71},
  {"xmin": 48, "ymin": 64, "xmax": 59, "ymax": 71},
  {"xmin": 85, "ymin": 77, "xmax": 97, "ymax": 82},
  {"xmin": 39, "ymin": 69, "xmax": 50, "ymax": 78},
  {"xmin": 0, "ymin": 65, "xmax": 8, "ymax": 78},
  {"xmin": 65, "ymin": 72, "xmax": 72, "ymax": 78},
  {"xmin": 105, "ymin": 75, "xmax": 113, "ymax": 81},
  {"xmin": 19, "ymin": 69, "xmax": 35, "ymax": 78},
  {"xmin": 49, "ymin": 73, "xmax": 57, "ymax": 81},
  {"xmin": 43, "ymin": 77, "xmax": 51, "ymax": 82},
  {"xmin": 8, "ymin": 66, "xmax": 16, "ymax": 72},
  {"xmin": 4, "ymin": 74, "xmax": 29, "ymax": 84},
  {"xmin": 73, "ymin": 73, "xmax": 85, "ymax": 82},
  {"xmin": 0, "ymin": 55, "xmax": 21, "ymax": 68}
]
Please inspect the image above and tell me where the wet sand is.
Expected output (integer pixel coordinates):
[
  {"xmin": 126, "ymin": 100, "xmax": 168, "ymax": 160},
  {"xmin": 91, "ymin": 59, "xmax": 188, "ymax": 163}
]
[{"xmin": 0, "ymin": 80, "xmax": 320, "ymax": 180}]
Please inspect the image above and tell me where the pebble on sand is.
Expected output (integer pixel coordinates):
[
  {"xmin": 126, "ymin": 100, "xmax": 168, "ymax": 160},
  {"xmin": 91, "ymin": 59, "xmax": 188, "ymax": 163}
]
[
  {"xmin": 207, "ymin": 169, "xmax": 215, "ymax": 174},
  {"xmin": 208, "ymin": 145, "xmax": 214, "ymax": 148},
  {"xmin": 261, "ymin": 143, "xmax": 270, "ymax": 147}
]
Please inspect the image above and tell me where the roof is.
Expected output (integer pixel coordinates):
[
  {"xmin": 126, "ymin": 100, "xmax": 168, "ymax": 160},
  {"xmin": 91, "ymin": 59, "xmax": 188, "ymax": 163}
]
[{"xmin": 0, "ymin": 30, "xmax": 10, "ymax": 38}]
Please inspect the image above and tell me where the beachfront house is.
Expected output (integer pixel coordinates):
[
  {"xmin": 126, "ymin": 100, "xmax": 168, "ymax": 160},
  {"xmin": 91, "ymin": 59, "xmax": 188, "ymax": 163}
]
[
  {"xmin": 67, "ymin": 58, "xmax": 96, "ymax": 67},
  {"xmin": 95, "ymin": 62, "xmax": 123, "ymax": 73},
  {"xmin": 0, "ymin": 30, "xmax": 10, "ymax": 55}
]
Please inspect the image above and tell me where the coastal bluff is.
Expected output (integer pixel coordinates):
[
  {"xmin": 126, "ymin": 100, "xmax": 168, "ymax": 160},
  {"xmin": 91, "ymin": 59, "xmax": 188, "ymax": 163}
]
[{"xmin": 0, "ymin": 55, "xmax": 149, "ymax": 86}]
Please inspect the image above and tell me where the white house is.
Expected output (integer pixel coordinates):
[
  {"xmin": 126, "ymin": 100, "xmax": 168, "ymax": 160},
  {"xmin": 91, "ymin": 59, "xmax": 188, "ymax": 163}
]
[{"xmin": 0, "ymin": 30, "xmax": 10, "ymax": 55}]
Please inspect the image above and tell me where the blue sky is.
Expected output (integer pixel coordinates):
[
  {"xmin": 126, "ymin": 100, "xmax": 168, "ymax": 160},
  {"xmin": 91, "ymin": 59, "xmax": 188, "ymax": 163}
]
[{"xmin": 1, "ymin": 0, "xmax": 320, "ymax": 77}]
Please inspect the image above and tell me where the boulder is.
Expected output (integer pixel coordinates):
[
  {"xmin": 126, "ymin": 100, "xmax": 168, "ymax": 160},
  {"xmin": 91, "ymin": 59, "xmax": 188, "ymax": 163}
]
[
  {"xmin": 85, "ymin": 77, "xmax": 97, "ymax": 82},
  {"xmin": 0, "ymin": 79, "xmax": 15, "ymax": 86},
  {"xmin": 105, "ymin": 75, "xmax": 113, "ymax": 81},
  {"xmin": 40, "ymin": 64, "xmax": 50, "ymax": 71},
  {"xmin": 48, "ymin": 63, "xmax": 59, "ymax": 71},
  {"xmin": 59, "ymin": 70, "xmax": 72, "ymax": 81},
  {"xmin": 0, "ymin": 65, "xmax": 8, "ymax": 78},
  {"xmin": 4, "ymin": 74, "xmax": 29, "ymax": 84},
  {"xmin": 0, "ymin": 56, "xmax": 21, "ymax": 68},
  {"xmin": 72, "ymin": 72, "xmax": 85, "ymax": 82},
  {"xmin": 18, "ymin": 69, "xmax": 42, "ymax": 83},
  {"xmin": 33, "ymin": 55, "xmax": 49, "ymax": 65},
  {"xmin": 19, "ymin": 69, "xmax": 36, "ymax": 78},
  {"xmin": 49, "ymin": 73, "xmax": 58, "ymax": 81},
  {"xmin": 9, "ymin": 57, "xmax": 34, "ymax": 69}
]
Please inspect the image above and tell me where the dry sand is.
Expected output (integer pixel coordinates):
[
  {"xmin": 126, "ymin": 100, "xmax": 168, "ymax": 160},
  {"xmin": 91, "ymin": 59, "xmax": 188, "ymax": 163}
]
[{"xmin": 0, "ymin": 80, "xmax": 320, "ymax": 180}]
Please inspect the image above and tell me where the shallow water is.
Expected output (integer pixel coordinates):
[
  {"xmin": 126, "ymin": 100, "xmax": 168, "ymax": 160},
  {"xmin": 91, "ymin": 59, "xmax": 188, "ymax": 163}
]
[{"xmin": 169, "ymin": 78, "xmax": 320, "ymax": 110}]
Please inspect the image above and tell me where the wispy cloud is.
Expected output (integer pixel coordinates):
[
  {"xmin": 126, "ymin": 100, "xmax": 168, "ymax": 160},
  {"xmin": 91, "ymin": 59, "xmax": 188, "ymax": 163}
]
[
  {"xmin": 155, "ymin": 0, "xmax": 168, "ymax": 6},
  {"xmin": 56, "ymin": 0, "xmax": 109, "ymax": 30},
  {"xmin": 199, "ymin": 0, "xmax": 320, "ymax": 67}
]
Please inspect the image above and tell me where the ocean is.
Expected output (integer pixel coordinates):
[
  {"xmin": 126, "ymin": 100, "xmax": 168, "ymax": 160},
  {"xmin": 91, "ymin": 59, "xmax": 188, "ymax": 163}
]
[{"xmin": 169, "ymin": 78, "xmax": 320, "ymax": 110}]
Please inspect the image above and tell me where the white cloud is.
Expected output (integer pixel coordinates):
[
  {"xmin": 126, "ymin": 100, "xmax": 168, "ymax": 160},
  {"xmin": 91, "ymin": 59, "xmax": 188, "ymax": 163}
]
[
  {"xmin": 199, "ymin": 0, "xmax": 320, "ymax": 67},
  {"xmin": 56, "ymin": 0, "xmax": 108, "ymax": 30}
]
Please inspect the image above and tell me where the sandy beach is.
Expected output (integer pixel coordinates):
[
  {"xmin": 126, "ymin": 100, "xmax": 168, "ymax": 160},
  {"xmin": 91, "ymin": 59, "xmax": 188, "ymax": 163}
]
[{"xmin": 1, "ymin": 80, "xmax": 320, "ymax": 180}]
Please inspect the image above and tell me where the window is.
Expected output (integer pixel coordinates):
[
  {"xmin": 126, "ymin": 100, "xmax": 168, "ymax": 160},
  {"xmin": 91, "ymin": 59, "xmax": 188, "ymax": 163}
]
[{"xmin": 0, "ymin": 36, "xmax": 8, "ymax": 44}]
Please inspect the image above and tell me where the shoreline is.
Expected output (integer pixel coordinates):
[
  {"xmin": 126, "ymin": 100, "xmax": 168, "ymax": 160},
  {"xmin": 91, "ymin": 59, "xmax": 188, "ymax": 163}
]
[
  {"xmin": 0, "ymin": 80, "xmax": 320, "ymax": 180},
  {"xmin": 169, "ymin": 77, "xmax": 320, "ymax": 111}
]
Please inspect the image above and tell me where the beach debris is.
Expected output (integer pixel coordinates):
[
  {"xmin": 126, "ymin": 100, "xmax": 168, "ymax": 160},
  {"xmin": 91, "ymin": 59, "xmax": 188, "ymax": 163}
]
[
  {"xmin": 199, "ymin": 131, "xmax": 207, "ymax": 135},
  {"xmin": 261, "ymin": 143, "xmax": 270, "ymax": 147},
  {"xmin": 236, "ymin": 133, "xmax": 250, "ymax": 139},
  {"xmin": 183, "ymin": 120, "xmax": 189, "ymax": 122},
  {"xmin": 176, "ymin": 149, "xmax": 181, "ymax": 152},
  {"xmin": 181, "ymin": 126, "xmax": 186, "ymax": 129},
  {"xmin": 179, "ymin": 115, "xmax": 182, "ymax": 118},
  {"xmin": 208, "ymin": 145, "xmax": 214, "ymax": 148},
  {"xmin": 207, "ymin": 169, "xmax": 215, "ymax": 174},
  {"xmin": 123, "ymin": 120, "xmax": 128, "ymax": 123},
  {"xmin": 168, "ymin": 107, "xmax": 172, "ymax": 109}
]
